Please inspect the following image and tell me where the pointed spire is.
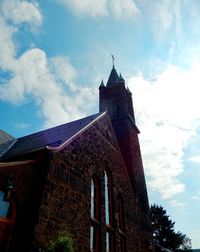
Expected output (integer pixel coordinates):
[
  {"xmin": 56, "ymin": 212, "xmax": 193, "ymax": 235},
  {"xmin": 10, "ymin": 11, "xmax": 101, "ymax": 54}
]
[
  {"xmin": 119, "ymin": 73, "xmax": 125, "ymax": 83},
  {"xmin": 100, "ymin": 79, "xmax": 105, "ymax": 87},
  {"xmin": 106, "ymin": 66, "xmax": 120, "ymax": 87},
  {"xmin": 127, "ymin": 86, "xmax": 132, "ymax": 94},
  {"xmin": 99, "ymin": 79, "xmax": 105, "ymax": 90},
  {"xmin": 106, "ymin": 56, "xmax": 125, "ymax": 87}
]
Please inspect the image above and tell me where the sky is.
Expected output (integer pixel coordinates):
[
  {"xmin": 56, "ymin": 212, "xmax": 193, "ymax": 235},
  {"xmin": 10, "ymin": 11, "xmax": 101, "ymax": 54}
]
[{"xmin": 0, "ymin": 0, "xmax": 200, "ymax": 248}]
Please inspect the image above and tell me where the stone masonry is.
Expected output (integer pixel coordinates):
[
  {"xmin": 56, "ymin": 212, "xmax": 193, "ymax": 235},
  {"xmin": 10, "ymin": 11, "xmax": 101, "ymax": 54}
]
[{"xmin": 33, "ymin": 113, "xmax": 152, "ymax": 252}]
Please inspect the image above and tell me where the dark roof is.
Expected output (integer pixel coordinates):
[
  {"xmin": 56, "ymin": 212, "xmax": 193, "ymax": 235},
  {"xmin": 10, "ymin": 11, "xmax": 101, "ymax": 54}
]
[
  {"xmin": 106, "ymin": 67, "xmax": 125, "ymax": 87},
  {"xmin": 0, "ymin": 130, "xmax": 15, "ymax": 144},
  {"xmin": 0, "ymin": 130, "xmax": 16, "ymax": 158},
  {"xmin": 106, "ymin": 66, "xmax": 120, "ymax": 87},
  {"xmin": 1, "ymin": 113, "xmax": 102, "ymax": 159}
]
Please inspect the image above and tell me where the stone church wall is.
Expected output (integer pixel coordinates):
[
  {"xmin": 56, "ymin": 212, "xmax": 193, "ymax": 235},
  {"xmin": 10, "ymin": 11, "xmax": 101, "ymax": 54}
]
[{"xmin": 33, "ymin": 114, "xmax": 152, "ymax": 252}]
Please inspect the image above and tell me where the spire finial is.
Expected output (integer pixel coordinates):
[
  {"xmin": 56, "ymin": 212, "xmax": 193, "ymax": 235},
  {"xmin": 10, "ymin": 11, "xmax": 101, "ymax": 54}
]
[{"xmin": 111, "ymin": 54, "xmax": 115, "ymax": 67}]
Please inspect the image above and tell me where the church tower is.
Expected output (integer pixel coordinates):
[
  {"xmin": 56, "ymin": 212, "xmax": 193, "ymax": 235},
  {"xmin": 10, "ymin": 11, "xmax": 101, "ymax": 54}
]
[{"xmin": 99, "ymin": 64, "xmax": 149, "ymax": 213}]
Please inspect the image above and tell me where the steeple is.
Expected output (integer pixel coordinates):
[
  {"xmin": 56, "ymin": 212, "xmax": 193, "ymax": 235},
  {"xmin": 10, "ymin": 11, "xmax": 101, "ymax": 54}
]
[
  {"xmin": 106, "ymin": 66, "xmax": 120, "ymax": 87},
  {"xmin": 99, "ymin": 65, "xmax": 135, "ymax": 121},
  {"xmin": 106, "ymin": 67, "xmax": 125, "ymax": 88},
  {"xmin": 99, "ymin": 65, "xmax": 149, "ymax": 213}
]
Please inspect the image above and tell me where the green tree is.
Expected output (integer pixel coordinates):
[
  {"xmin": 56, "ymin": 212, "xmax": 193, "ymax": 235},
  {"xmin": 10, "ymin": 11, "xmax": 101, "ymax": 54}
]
[
  {"xmin": 150, "ymin": 204, "xmax": 192, "ymax": 251},
  {"xmin": 48, "ymin": 231, "xmax": 74, "ymax": 252}
]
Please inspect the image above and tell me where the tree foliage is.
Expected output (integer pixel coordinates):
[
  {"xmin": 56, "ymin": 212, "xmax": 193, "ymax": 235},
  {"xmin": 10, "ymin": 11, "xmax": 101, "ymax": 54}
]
[
  {"xmin": 150, "ymin": 204, "xmax": 192, "ymax": 251},
  {"xmin": 48, "ymin": 231, "xmax": 74, "ymax": 252}
]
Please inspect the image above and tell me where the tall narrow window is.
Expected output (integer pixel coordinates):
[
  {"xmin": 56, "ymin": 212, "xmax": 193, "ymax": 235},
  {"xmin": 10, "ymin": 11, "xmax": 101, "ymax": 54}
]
[
  {"xmin": 90, "ymin": 178, "xmax": 100, "ymax": 252},
  {"xmin": 117, "ymin": 194, "xmax": 126, "ymax": 252},
  {"xmin": 104, "ymin": 171, "xmax": 110, "ymax": 225},
  {"xmin": 91, "ymin": 179, "xmax": 95, "ymax": 219},
  {"xmin": 104, "ymin": 170, "xmax": 114, "ymax": 252}
]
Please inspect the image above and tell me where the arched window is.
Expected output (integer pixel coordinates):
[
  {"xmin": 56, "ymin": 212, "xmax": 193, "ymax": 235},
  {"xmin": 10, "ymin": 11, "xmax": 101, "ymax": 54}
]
[
  {"xmin": 104, "ymin": 170, "xmax": 114, "ymax": 252},
  {"xmin": 0, "ymin": 187, "xmax": 16, "ymax": 252},
  {"xmin": 90, "ymin": 178, "xmax": 100, "ymax": 252}
]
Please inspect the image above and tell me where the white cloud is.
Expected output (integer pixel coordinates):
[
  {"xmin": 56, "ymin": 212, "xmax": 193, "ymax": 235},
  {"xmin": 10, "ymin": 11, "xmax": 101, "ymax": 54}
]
[
  {"xmin": 110, "ymin": 0, "xmax": 140, "ymax": 19},
  {"xmin": 0, "ymin": 46, "xmax": 96, "ymax": 127},
  {"xmin": 0, "ymin": 0, "xmax": 42, "ymax": 72},
  {"xmin": 14, "ymin": 122, "xmax": 30, "ymax": 130},
  {"xmin": 128, "ymin": 64, "xmax": 200, "ymax": 199},
  {"xmin": 0, "ymin": 0, "xmax": 96, "ymax": 128},
  {"xmin": 169, "ymin": 199, "xmax": 185, "ymax": 208},
  {"xmin": 136, "ymin": 0, "xmax": 174, "ymax": 43},
  {"xmin": 49, "ymin": 57, "xmax": 78, "ymax": 92},
  {"xmin": 0, "ymin": 16, "xmax": 17, "ymax": 71},
  {"xmin": 56, "ymin": 0, "xmax": 139, "ymax": 19},
  {"xmin": 192, "ymin": 196, "xmax": 200, "ymax": 201},
  {"xmin": 56, "ymin": 0, "xmax": 108, "ymax": 17},
  {"xmin": 2, "ymin": 0, "xmax": 43, "ymax": 31},
  {"xmin": 189, "ymin": 155, "xmax": 200, "ymax": 164}
]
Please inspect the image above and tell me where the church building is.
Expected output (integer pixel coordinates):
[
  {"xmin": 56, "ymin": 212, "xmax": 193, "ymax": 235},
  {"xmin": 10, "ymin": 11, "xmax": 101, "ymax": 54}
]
[{"xmin": 0, "ymin": 65, "xmax": 153, "ymax": 252}]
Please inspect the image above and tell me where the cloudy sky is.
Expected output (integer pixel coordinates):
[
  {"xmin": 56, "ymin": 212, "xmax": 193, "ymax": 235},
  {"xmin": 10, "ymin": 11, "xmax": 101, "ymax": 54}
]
[{"xmin": 0, "ymin": 0, "xmax": 200, "ymax": 248}]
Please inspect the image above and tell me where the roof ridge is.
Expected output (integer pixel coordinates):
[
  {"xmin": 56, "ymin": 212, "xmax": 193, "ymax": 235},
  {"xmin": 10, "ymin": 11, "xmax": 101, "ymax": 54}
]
[
  {"xmin": 47, "ymin": 111, "xmax": 107, "ymax": 151},
  {"xmin": 1, "ymin": 112, "xmax": 104, "ymax": 159},
  {"xmin": 17, "ymin": 112, "xmax": 102, "ymax": 140}
]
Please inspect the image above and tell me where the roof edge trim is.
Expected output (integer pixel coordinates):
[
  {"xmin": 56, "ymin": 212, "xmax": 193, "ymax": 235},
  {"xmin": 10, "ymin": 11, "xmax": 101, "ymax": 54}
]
[
  {"xmin": 0, "ymin": 159, "xmax": 38, "ymax": 167},
  {"xmin": 0, "ymin": 139, "xmax": 18, "ymax": 158},
  {"xmin": 47, "ymin": 111, "xmax": 107, "ymax": 152}
]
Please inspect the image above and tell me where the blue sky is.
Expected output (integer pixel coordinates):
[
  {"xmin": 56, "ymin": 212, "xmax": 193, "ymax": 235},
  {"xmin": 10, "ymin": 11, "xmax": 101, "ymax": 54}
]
[{"xmin": 0, "ymin": 0, "xmax": 200, "ymax": 248}]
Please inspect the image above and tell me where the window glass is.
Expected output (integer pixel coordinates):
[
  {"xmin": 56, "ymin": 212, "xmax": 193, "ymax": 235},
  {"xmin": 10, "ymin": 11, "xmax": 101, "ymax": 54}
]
[
  {"xmin": 104, "ymin": 171, "xmax": 110, "ymax": 225},
  {"xmin": 90, "ymin": 178, "xmax": 99, "ymax": 252},
  {"xmin": 90, "ymin": 226, "xmax": 94, "ymax": 251},
  {"xmin": 0, "ymin": 191, "xmax": 9, "ymax": 218},
  {"xmin": 91, "ymin": 179, "xmax": 95, "ymax": 218},
  {"xmin": 106, "ymin": 232, "xmax": 110, "ymax": 252}
]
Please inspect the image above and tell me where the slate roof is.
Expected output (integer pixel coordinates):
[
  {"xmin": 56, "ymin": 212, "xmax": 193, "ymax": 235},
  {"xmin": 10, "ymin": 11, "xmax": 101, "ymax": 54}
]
[
  {"xmin": 1, "ymin": 113, "xmax": 102, "ymax": 160},
  {"xmin": 0, "ymin": 130, "xmax": 15, "ymax": 144},
  {"xmin": 0, "ymin": 130, "xmax": 16, "ymax": 158}
]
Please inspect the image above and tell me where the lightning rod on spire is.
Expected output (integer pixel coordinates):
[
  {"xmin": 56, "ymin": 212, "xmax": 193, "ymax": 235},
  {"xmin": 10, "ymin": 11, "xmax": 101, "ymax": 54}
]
[{"xmin": 111, "ymin": 54, "xmax": 115, "ymax": 67}]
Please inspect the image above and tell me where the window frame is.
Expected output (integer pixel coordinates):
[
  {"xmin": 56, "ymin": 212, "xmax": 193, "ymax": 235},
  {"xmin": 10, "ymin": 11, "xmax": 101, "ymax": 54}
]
[
  {"xmin": 90, "ymin": 177, "xmax": 100, "ymax": 252},
  {"xmin": 104, "ymin": 170, "xmax": 115, "ymax": 252}
]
